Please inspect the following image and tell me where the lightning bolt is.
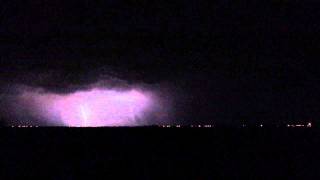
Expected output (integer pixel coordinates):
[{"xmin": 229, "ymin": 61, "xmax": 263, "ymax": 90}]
[{"xmin": 80, "ymin": 105, "xmax": 88, "ymax": 127}]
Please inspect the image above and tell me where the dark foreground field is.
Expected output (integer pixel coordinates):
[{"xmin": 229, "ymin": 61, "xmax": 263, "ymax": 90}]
[{"xmin": 1, "ymin": 127, "xmax": 320, "ymax": 179}]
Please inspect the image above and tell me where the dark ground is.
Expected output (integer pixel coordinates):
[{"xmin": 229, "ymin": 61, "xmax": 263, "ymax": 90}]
[{"xmin": 1, "ymin": 127, "xmax": 319, "ymax": 179}]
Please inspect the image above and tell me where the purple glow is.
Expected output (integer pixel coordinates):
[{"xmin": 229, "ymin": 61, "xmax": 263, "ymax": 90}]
[
  {"xmin": 18, "ymin": 88, "xmax": 154, "ymax": 127},
  {"xmin": 53, "ymin": 89, "xmax": 151, "ymax": 126}
]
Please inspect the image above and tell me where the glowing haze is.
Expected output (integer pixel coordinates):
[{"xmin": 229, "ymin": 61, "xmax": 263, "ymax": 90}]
[{"xmin": 15, "ymin": 88, "xmax": 161, "ymax": 127}]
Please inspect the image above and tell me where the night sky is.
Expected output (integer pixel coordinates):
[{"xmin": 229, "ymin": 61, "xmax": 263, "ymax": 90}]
[{"xmin": 0, "ymin": 1, "xmax": 320, "ymax": 126}]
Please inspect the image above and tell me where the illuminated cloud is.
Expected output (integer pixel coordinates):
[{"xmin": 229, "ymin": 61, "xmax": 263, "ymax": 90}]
[
  {"xmin": 16, "ymin": 88, "xmax": 156, "ymax": 127},
  {"xmin": 52, "ymin": 89, "xmax": 151, "ymax": 126}
]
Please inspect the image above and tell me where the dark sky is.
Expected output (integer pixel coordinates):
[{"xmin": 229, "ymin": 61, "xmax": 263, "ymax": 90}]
[{"xmin": 1, "ymin": 0, "xmax": 320, "ymax": 125}]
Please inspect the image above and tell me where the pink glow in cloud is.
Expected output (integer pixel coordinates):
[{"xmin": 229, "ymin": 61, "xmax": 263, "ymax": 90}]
[{"xmin": 17, "ymin": 88, "xmax": 154, "ymax": 127}]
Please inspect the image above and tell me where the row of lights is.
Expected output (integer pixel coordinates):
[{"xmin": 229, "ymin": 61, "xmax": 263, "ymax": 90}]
[
  {"xmin": 160, "ymin": 125, "xmax": 214, "ymax": 128},
  {"xmin": 160, "ymin": 123, "xmax": 313, "ymax": 128},
  {"xmin": 11, "ymin": 125, "xmax": 39, "ymax": 128},
  {"xmin": 287, "ymin": 122, "xmax": 312, "ymax": 128},
  {"xmin": 243, "ymin": 123, "xmax": 312, "ymax": 128},
  {"xmin": 9, "ymin": 122, "xmax": 313, "ymax": 128}
]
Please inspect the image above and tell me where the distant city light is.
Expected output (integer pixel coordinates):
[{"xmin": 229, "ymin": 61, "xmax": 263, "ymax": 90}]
[
  {"xmin": 287, "ymin": 122, "xmax": 312, "ymax": 128},
  {"xmin": 7, "ymin": 122, "xmax": 313, "ymax": 128}
]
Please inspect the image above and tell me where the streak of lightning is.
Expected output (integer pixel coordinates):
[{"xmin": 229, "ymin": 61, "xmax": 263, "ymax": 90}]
[{"xmin": 80, "ymin": 104, "xmax": 88, "ymax": 127}]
